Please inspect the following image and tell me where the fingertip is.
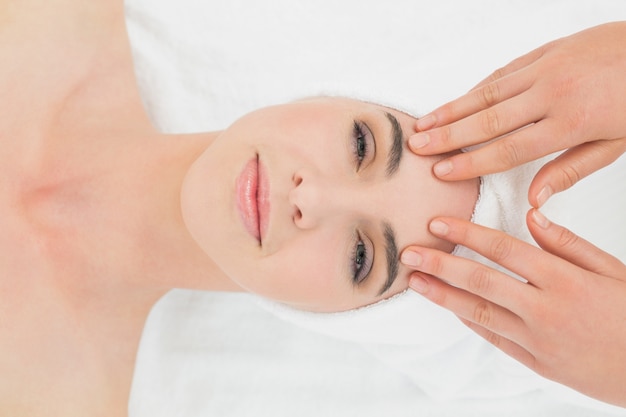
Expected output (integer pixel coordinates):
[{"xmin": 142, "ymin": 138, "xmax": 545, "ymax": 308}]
[
  {"xmin": 429, "ymin": 219, "xmax": 450, "ymax": 236},
  {"xmin": 409, "ymin": 132, "xmax": 431, "ymax": 152},
  {"xmin": 527, "ymin": 207, "xmax": 558, "ymax": 242},
  {"xmin": 433, "ymin": 160, "xmax": 453, "ymax": 177},
  {"xmin": 431, "ymin": 153, "xmax": 481, "ymax": 182},
  {"xmin": 528, "ymin": 172, "xmax": 552, "ymax": 208},
  {"xmin": 535, "ymin": 185, "xmax": 553, "ymax": 209},
  {"xmin": 416, "ymin": 114, "xmax": 437, "ymax": 131},
  {"xmin": 400, "ymin": 249, "xmax": 423, "ymax": 268},
  {"xmin": 529, "ymin": 208, "xmax": 551, "ymax": 229}
]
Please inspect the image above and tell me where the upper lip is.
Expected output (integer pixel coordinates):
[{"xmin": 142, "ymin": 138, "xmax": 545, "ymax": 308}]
[
  {"xmin": 257, "ymin": 156, "xmax": 270, "ymax": 243},
  {"xmin": 235, "ymin": 155, "xmax": 270, "ymax": 244}
]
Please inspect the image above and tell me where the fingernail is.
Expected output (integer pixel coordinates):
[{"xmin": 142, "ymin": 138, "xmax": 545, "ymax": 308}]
[
  {"xmin": 416, "ymin": 114, "xmax": 436, "ymax": 131},
  {"xmin": 429, "ymin": 220, "xmax": 450, "ymax": 236},
  {"xmin": 410, "ymin": 275, "xmax": 429, "ymax": 294},
  {"xmin": 409, "ymin": 133, "xmax": 430, "ymax": 149},
  {"xmin": 433, "ymin": 161, "xmax": 453, "ymax": 177},
  {"xmin": 532, "ymin": 209, "xmax": 551, "ymax": 229},
  {"xmin": 536, "ymin": 185, "xmax": 553, "ymax": 208},
  {"xmin": 401, "ymin": 250, "xmax": 422, "ymax": 267}
]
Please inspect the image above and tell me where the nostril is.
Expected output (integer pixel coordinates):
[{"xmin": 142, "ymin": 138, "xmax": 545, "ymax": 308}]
[{"xmin": 290, "ymin": 172, "xmax": 305, "ymax": 226}]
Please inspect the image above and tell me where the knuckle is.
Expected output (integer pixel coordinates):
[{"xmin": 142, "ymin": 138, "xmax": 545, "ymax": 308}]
[
  {"xmin": 435, "ymin": 125, "xmax": 453, "ymax": 148},
  {"xmin": 489, "ymin": 67, "xmax": 507, "ymax": 83},
  {"xmin": 468, "ymin": 266, "xmax": 493, "ymax": 296},
  {"xmin": 496, "ymin": 138, "xmax": 522, "ymax": 168},
  {"xmin": 473, "ymin": 300, "xmax": 493, "ymax": 328},
  {"xmin": 488, "ymin": 235, "xmax": 514, "ymax": 263},
  {"xmin": 459, "ymin": 151, "xmax": 480, "ymax": 178},
  {"xmin": 556, "ymin": 163, "xmax": 582, "ymax": 190},
  {"xmin": 427, "ymin": 252, "xmax": 446, "ymax": 278},
  {"xmin": 556, "ymin": 226, "xmax": 580, "ymax": 250},
  {"xmin": 479, "ymin": 82, "xmax": 501, "ymax": 107},
  {"xmin": 480, "ymin": 108, "xmax": 502, "ymax": 137},
  {"xmin": 484, "ymin": 330, "xmax": 503, "ymax": 348}
]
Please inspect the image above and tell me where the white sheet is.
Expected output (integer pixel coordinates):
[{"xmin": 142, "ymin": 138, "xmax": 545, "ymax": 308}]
[{"xmin": 125, "ymin": 1, "xmax": 626, "ymax": 415}]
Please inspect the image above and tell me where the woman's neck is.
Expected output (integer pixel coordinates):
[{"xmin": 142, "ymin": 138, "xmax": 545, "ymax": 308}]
[
  {"xmin": 114, "ymin": 131, "xmax": 239, "ymax": 295},
  {"xmin": 56, "ymin": 130, "xmax": 240, "ymax": 292},
  {"xmin": 8, "ymin": 126, "xmax": 241, "ymax": 412}
]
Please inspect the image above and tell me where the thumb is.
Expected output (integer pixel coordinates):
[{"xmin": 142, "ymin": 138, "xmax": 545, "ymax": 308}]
[
  {"xmin": 527, "ymin": 209, "xmax": 625, "ymax": 278},
  {"xmin": 529, "ymin": 138, "xmax": 626, "ymax": 208}
]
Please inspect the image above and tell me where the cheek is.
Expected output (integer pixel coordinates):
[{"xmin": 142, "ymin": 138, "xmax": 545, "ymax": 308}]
[{"xmin": 248, "ymin": 236, "xmax": 349, "ymax": 307}]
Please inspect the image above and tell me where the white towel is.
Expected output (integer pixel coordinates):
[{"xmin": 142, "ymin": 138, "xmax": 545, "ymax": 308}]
[{"xmin": 126, "ymin": 0, "xmax": 626, "ymax": 415}]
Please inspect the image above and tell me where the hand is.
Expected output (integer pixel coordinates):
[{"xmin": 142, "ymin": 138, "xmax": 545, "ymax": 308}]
[
  {"xmin": 409, "ymin": 21, "xmax": 626, "ymax": 207},
  {"xmin": 400, "ymin": 213, "xmax": 626, "ymax": 407}
]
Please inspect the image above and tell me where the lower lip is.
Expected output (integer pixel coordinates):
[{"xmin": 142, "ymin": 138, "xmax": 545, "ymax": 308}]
[{"xmin": 235, "ymin": 157, "xmax": 270, "ymax": 242}]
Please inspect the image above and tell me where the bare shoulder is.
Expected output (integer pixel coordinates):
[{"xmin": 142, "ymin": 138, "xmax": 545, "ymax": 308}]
[
  {"xmin": 0, "ymin": 0, "xmax": 132, "ymax": 157},
  {"xmin": 0, "ymin": 0, "xmax": 149, "ymax": 159},
  {"xmin": 0, "ymin": 0, "xmax": 129, "ymax": 81},
  {"xmin": 0, "ymin": 0, "xmax": 125, "ymax": 35},
  {"xmin": 0, "ymin": 0, "xmax": 127, "ymax": 74}
]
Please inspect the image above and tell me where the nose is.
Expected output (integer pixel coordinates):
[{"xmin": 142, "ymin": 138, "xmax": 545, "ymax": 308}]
[{"xmin": 289, "ymin": 170, "xmax": 348, "ymax": 229}]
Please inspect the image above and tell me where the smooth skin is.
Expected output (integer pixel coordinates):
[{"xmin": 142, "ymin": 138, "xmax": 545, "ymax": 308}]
[{"xmin": 402, "ymin": 21, "xmax": 626, "ymax": 407}]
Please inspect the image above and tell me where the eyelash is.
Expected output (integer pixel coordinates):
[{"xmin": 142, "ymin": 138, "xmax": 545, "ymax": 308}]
[
  {"xmin": 352, "ymin": 120, "xmax": 371, "ymax": 170},
  {"xmin": 352, "ymin": 232, "xmax": 373, "ymax": 285},
  {"xmin": 350, "ymin": 120, "xmax": 374, "ymax": 285}
]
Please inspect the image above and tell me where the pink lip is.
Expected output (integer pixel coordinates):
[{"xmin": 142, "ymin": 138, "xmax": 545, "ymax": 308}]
[{"xmin": 236, "ymin": 156, "xmax": 270, "ymax": 243}]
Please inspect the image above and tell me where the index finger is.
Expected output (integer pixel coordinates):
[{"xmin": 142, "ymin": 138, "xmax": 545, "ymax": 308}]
[
  {"xmin": 415, "ymin": 49, "xmax": 542, "ymax": 134},
  {"xmin": 428, "ymin": 216, "xmax": 571, "ymax": 290},
  {"xmin": 416, "ymin": 43, "xmax": 547, "ymax": 133},
  {"xmin": 410, "ymin": 71, "xmax": 535, "ymax": 157}
]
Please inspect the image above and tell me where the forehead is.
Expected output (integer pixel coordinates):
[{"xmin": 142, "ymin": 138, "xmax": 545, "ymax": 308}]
[{"xmin": 295, "ymin": 96, "xmax": 415, "ymax": 120}]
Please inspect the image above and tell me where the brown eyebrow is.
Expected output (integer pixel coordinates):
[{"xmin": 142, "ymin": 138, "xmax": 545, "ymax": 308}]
[
  {"xmin": 378, "ymin": 221, "xmax": 399, "ymax": 296},
  {"xmin": 384, "ymin": 112, "xmax": 404, "ymax": 177}
]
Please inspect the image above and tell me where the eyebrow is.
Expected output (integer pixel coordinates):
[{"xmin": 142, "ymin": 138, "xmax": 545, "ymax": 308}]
[
  {"xmin": 384, "ymin": 112, "xmax": 404, "ymax": 177},
  {"xmin": 378, "ymin": 221, "xmax": 399, "ymax": 296}
]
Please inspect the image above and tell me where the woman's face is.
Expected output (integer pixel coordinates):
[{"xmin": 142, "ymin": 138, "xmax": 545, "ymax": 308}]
[{"xmin": 181, "ymin": 97, "xmax": 477, "ymax": 312}]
